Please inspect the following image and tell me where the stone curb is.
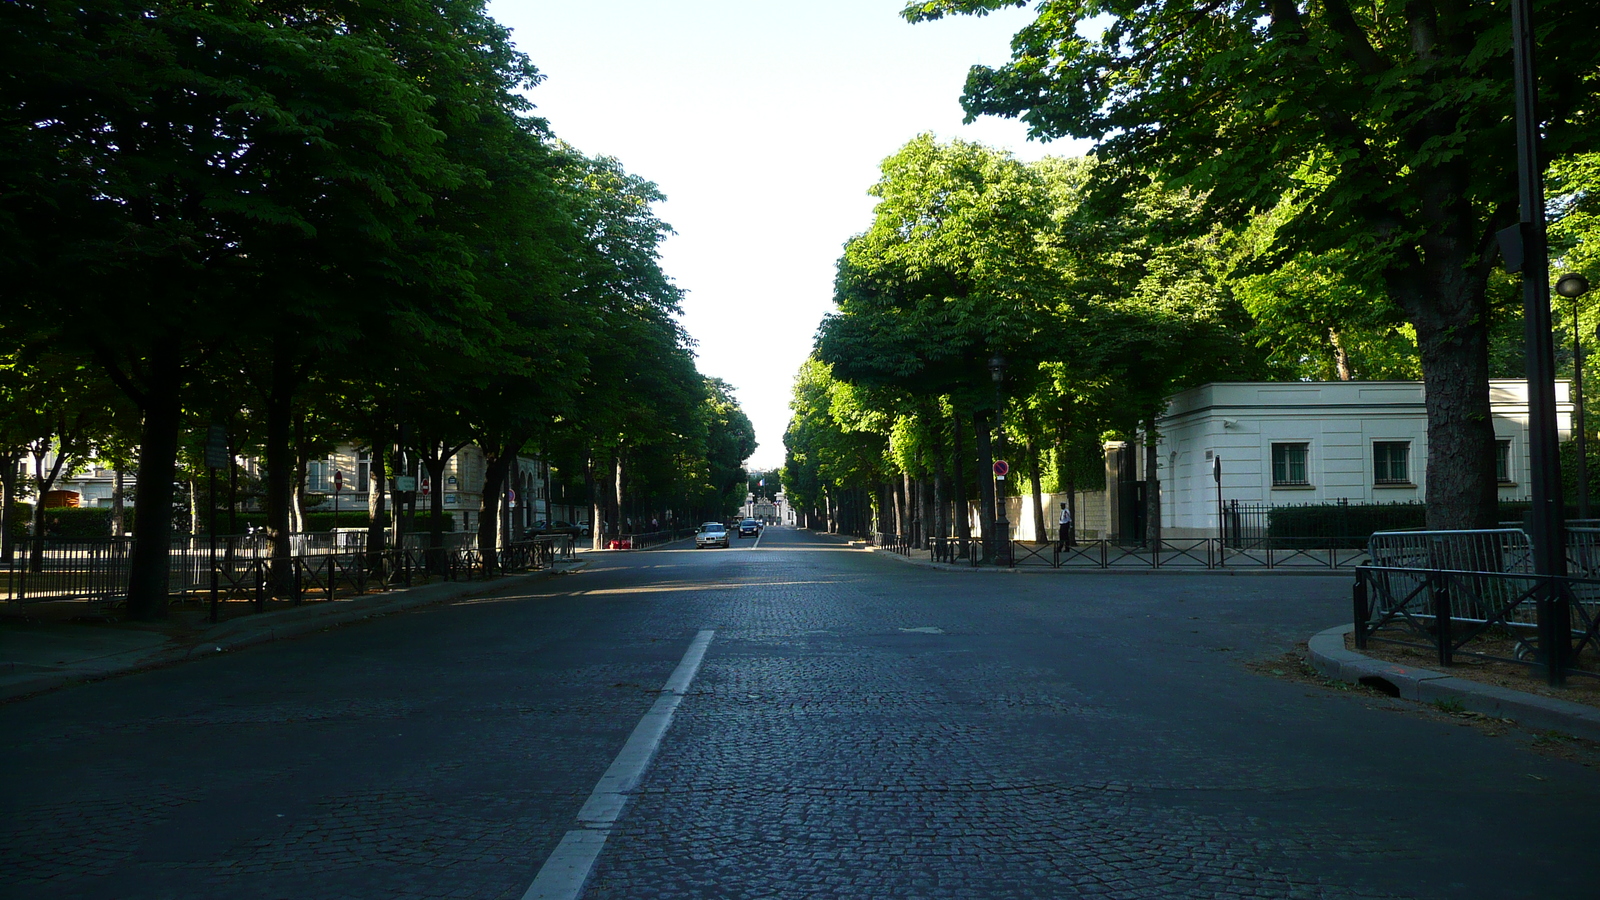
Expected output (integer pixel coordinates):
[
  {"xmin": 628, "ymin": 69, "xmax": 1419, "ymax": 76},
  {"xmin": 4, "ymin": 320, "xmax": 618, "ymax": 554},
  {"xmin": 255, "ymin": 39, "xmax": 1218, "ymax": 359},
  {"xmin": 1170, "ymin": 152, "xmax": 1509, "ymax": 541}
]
[
  {"xmin": 0, "ymin": 560, "xmax": 587, "ymax": 704},
  {"xmin": 1306, "ymin": 623, "xmax": 1600, "ymax": 743}
]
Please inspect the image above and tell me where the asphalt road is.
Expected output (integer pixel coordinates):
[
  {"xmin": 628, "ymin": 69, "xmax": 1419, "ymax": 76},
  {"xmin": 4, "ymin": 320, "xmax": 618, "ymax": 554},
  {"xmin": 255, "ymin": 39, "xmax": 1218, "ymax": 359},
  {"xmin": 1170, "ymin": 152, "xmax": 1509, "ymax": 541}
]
[{"xmin": 3, "ymin": 526, "xmax": 1596, "ymax": 899}]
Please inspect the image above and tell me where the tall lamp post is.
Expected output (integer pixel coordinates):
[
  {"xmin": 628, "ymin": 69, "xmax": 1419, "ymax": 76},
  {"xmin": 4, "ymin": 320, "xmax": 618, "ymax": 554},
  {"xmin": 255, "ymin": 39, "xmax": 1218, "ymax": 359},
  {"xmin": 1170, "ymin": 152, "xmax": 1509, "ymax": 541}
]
[
  {"xmin": 1558, "ymin": 274, "xmax": 1593, "ymax": 520},
  {"xmin": 988, "ymin": 354, "xmax": 1010, "ymax": 566},
  {"xmin": 1502, "ymin": 0, "xmax": 1566, "ymax": 685}
]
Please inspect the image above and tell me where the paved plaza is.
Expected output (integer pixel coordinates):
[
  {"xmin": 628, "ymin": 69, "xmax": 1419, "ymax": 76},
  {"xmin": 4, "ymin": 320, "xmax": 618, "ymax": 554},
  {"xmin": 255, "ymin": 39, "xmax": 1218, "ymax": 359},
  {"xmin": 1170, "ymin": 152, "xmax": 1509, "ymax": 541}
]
[{"xmin": 2, "ymin": 527, "xmax": 1596, "ymax": 899}]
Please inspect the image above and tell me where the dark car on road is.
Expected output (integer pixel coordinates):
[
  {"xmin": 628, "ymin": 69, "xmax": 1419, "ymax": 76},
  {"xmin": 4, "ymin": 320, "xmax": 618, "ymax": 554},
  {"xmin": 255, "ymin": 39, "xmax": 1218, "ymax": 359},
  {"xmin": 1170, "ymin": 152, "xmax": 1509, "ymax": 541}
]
[{"xmin": 738, "ymin": 518, "xmax": 762, "ymax": 537}]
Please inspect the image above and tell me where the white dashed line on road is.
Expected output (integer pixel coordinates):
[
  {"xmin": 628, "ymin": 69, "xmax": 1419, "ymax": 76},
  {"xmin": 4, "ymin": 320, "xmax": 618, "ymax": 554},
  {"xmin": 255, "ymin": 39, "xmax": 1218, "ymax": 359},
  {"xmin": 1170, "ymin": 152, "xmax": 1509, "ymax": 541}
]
[{"xmin": 520, "ymin": 629, "xmax": 715, "ymax": 900}]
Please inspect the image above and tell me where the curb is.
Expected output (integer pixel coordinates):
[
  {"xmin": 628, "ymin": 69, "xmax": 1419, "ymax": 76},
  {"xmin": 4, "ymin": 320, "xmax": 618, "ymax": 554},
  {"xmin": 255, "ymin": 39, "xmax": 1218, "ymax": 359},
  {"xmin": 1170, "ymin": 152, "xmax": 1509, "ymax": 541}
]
[
  {"xmin": 1306, "ymin": 623, "xmax": 1600, "ymax": 743},
  {"xmin": 0, "ymin": 560, "xmax": 587, "ymax": 704}
]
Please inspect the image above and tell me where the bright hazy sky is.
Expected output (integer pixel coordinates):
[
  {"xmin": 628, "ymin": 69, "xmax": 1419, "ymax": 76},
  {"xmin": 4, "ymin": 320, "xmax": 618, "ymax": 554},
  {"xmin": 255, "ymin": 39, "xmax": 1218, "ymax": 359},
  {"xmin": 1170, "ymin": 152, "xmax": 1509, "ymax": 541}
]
[{"xmin": 486, "ymin": 0, "xmax": 1092, "ymax": 470}]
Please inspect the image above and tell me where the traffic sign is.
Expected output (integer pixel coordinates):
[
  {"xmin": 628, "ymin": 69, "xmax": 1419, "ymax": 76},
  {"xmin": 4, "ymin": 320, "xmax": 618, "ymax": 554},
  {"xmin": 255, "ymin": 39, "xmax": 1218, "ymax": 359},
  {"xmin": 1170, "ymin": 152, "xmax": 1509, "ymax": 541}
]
[
  {"xmin": 204, "ymin": 424, "xmax": 229, "ymax": 470},
  {"xmin": 421, "ymin": 477, "xmax": 431, "ymax": 496},
  {"xmin": 395, "ymin": 476, "xmax": 417, "ymax": 492},
  {"xmin": 333, "ymin": 470, "xmax": 343, "ymax": 491},
  {"xmin": 992, "ymin": 460, "xmax": 1010, "ymax": 477}
]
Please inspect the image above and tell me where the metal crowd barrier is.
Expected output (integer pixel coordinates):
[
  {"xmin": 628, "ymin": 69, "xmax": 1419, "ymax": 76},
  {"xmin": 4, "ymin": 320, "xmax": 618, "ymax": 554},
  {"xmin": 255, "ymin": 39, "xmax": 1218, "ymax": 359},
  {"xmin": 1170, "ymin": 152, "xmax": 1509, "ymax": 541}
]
[{"xmin": 921, "ymin": 538, "xmax": 1367, "ymax": 570}]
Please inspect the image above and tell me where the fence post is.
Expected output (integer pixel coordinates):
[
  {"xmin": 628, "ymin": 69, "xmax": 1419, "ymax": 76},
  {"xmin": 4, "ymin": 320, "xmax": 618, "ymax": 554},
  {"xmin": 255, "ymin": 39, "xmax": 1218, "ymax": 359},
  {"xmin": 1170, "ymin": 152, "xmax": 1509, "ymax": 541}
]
[
  {"xmin": 292, "ymin": 560, "xmax": 303, "ymax": 606},
  {"xmin": 1353, "ymin": 570, "xmax": 1369, "ymax": 650},
  {"xmin": 254, "ymin": 562, "xmax": 265, "ymax": 612},
  {"xmin": 1433, "ymin": 572, "xmax": 1452, "ymax": 667}
]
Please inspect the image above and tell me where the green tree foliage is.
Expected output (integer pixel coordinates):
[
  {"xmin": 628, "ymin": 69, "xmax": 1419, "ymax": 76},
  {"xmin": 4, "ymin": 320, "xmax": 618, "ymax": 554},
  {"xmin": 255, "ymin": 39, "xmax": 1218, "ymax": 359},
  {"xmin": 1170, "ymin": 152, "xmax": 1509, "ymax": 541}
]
[
  {"xmin": 903, "ymin": 0, "xmax": 1600, "ymax": 528},
  {"xmin": 0, "ymin": 0, "xmax": 746, "ymax": 611}
]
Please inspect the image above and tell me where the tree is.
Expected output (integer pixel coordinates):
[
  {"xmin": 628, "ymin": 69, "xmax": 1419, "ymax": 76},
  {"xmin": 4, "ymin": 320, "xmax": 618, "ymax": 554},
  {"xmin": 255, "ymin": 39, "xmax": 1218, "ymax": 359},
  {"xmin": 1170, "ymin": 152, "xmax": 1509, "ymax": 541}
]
[{"xmin": 906, "ymin": 0, "xmax": 1600, "ymax": 528}]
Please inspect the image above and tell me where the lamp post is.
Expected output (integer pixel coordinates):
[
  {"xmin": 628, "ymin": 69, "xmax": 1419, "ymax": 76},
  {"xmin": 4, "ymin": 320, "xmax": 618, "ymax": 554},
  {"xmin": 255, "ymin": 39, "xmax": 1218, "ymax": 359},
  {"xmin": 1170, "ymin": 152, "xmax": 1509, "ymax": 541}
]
[
  {"xmin": 1558, "ymin": 274, "xmax": 1593, "ymax": 520},
  {"xmin": 989, "ymin": 353, "xmax": 1010, "ymax": 565},
  {"xmin": 1504, "ymin": 0, "xmax": 1565, "ymax": 685}
]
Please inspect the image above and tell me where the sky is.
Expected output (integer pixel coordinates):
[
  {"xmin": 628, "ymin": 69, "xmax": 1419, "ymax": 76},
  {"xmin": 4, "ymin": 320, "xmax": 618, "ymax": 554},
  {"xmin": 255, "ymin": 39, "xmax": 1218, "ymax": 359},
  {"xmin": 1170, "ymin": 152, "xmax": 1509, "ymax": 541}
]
[{"xmin": 486, "ymin": 0, "xmax": 1093, "ymax": 471}]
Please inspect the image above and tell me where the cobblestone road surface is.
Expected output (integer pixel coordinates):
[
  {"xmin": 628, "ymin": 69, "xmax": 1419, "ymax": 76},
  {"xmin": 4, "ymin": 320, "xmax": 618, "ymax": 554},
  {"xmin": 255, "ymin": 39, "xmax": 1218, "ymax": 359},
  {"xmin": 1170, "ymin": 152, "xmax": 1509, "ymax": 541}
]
[{"xmin": 2, "ymin": 526, "xmax": 1596, "ymax": 899}]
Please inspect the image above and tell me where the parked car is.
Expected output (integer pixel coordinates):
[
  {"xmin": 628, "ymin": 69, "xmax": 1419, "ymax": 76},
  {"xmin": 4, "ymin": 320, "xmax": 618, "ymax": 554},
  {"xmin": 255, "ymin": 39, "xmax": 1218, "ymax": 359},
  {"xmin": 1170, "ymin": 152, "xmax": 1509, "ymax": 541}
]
[
  {"xmin": 531, "ymin": 520, "xmax": 583, "ymax": 538},
  {"xmin": 696, "ymin": 522, "xmax": 729, "ymax": 549},
  {"xmin": 738, "ymin": 518, "xmax": 761, "ymax": 537}
]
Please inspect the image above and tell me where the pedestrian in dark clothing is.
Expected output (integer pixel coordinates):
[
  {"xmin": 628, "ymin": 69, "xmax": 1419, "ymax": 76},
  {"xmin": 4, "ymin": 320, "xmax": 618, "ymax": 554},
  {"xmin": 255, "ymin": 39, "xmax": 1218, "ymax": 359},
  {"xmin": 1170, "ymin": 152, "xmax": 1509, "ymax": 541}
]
[{"xmin": 1056, "ymin": 502, "xmax": 1074, "ymax": 551}]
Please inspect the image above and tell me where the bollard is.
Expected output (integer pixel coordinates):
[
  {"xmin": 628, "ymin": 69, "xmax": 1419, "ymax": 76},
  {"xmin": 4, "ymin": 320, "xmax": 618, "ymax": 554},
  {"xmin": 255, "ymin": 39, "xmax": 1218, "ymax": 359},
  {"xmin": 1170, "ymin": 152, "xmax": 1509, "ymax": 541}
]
[
  {"xmin": 1353, "ymin": 573, "xmax": 1369, "ymax": 650},
  {"xmin": 1433, "ymin": 575, "xmax": 1453, "ymax": 667}
]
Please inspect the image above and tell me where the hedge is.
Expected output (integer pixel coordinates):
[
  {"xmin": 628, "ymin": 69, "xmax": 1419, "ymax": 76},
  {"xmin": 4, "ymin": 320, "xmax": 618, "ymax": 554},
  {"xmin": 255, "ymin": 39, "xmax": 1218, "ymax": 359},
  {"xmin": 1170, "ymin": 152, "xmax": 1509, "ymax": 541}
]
[
  {"xmin": 1264, "ymin": 499, "xmax": 1551, "ymax": 547},
  {"xmin": 27, "ymin": 506, "xmax": 118, "ymax": 539}
]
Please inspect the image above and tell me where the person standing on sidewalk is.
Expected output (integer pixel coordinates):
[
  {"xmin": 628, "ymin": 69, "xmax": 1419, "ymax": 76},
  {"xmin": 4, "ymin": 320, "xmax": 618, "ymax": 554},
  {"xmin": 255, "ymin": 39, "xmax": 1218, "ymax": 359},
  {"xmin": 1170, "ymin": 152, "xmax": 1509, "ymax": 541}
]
[{"xmin": 1056, "ymin": 502, "xmax": 1074, "ymax": 551}]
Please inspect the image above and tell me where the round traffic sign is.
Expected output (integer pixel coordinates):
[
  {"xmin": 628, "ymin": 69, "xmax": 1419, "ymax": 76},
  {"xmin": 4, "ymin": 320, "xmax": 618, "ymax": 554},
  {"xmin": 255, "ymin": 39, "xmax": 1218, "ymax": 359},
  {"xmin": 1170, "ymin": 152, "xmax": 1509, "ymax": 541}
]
[{"xmin": 992, "ymin": 460, "xmax": 1010, "ymax": 477}]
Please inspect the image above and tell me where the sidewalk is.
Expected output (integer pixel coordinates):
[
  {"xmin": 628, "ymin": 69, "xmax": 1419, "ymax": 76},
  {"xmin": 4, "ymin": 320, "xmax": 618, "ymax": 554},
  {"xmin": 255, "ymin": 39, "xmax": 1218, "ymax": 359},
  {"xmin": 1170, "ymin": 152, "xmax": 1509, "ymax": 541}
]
[
  {"xmin": 838, "ymin": 532, "xmax": 1600, "ymax": 742},
  {"xmin": 0, "ymin": 559, "xmax": 586, "ymax": 703},
  {"xmin": 1306, "ymin": 624, "xmax": 1600, "ymax": 743}
]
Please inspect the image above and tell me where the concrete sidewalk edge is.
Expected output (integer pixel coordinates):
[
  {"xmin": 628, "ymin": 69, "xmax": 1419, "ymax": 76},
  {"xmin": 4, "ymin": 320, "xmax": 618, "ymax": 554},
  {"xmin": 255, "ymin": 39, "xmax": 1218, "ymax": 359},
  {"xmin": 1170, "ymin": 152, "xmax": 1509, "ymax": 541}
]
[
  {"xmin": 1, "ymin": 559, "xmax": 588, "ymax": 704},
  {"xmin": 1306, "ymin": 623, "xmax": 1600, "ymax": 743}
]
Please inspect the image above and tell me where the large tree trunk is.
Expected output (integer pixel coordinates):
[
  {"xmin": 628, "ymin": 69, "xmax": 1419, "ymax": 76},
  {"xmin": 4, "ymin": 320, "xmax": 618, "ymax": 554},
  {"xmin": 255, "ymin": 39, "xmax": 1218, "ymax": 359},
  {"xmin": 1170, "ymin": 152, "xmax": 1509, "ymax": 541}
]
[
  {"xmin": 1027, "ymin": 438, "xmax": 1045, "ymax": 543},
  {"xmin": 953, "ymin": 410, "xmax": 971, "ymax": 552},
  {"xmin": 1390, "ymin": 165, "xmax": 1498, "ymax": 530},
  {"xmin": 425, "ymin": 454, "xmax": 448, "ymax": 571},
  {"xmin": 125, "ymin": 351, "xmax": 183, "ymax": 620},
  {"xmin": 1330, "ymin": 329, "xmax": 1354, "ymax": 381},
  {"xmin": 613, "ymin": 452, "xmax": 625, "ymax": 536},
  {"xmin": 290, "ymin": 414, "xmax": 309, "ymax": 535},
  {"xmin": 589, "ymin": 453, "xmax": 604, "ymax": 551},
  {"xmin": 365, "ymin": 432, "xmax": 388, "ymax": 573},
  {"xmin": 1144, "ymin": 415, "xmax": 1161, "ymax": 547},
  {"xmin": 477, "ymin": 444, "xmax": 513, "ymax": 570},
  {"xmin": 28, "ymin": 432, "xmax": 73, "ymax": 572},
  {"xmin": 0, "ymin": 455, "xmax": 18, "ymax": 562},
  {"xmin": 264, "ymin": 342, "xmax": 297, "ymax": 596},
  {"xmin": 973, "ymin": 409, "xmax": 996, "ymax": 561}
]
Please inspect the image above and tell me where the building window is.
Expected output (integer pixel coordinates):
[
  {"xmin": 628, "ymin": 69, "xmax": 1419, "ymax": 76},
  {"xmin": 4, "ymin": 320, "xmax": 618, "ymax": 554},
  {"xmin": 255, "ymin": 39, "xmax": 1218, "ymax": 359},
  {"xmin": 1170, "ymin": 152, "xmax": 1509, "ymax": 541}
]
[
  {"xmin": 1271, "ymin": 442, "xmax": 1310, "ymax": 486},
  {"xmin": 1373, "ymin": 441, "xmax": 1410, "ymax": 485},
  {"xmin": 306, "ymin": 460, "xmax": 329, "ymax": 493},
  {"xmin": 1496, "ymin": 440, "xmax": 1513, "ymax": 484},
  {"xmin": 357, "ymin": 450, "xmax": 371, "ymax": 490}
]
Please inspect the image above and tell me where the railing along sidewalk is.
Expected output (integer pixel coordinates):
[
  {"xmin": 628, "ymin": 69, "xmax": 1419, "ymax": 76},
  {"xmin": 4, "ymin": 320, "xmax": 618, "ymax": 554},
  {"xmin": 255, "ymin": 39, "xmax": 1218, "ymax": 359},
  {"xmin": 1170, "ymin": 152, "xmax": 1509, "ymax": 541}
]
[{"xmin": 1355, "ymin": 563, "xmax": 1600, "ymax": 681}]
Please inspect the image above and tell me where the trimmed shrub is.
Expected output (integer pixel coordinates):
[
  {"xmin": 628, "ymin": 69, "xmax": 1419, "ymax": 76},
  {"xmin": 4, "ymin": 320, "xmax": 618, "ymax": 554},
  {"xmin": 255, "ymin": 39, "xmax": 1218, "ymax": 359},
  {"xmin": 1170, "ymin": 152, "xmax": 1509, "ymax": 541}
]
[
  {"xmin": 1266, "ymin": 502, "xmax": 1426, "ymax": 543},
  {"xmin": 7, "ymin": 503, "xmax": 33, "ymax": 540},
  {"xmin": 1265, "ymin": 499, "xmax": 1547, "ymax": 548},
  {"xmin": 34, "ymin": 506, "xmax": 116, "ymax": 538}
]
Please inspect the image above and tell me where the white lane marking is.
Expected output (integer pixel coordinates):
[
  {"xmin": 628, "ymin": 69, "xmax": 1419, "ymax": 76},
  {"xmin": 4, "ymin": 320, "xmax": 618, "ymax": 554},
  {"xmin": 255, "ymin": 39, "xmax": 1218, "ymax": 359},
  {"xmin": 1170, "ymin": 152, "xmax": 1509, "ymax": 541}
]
[
  {"xmin": 521, "ymin": 629, "xmax": 715, "ymax": 900},
  {"xmin": 750, "ymin": 528, "xmax": 765, "ymax": 549}
]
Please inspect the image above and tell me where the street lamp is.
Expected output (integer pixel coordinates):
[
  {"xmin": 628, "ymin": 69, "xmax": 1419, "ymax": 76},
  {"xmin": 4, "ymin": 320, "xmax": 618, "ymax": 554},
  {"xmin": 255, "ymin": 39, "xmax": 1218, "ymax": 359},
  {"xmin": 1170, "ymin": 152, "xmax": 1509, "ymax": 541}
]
[
  {"xmin": 1504, "ymin": 0, "xmax": 1567, "ymax": 685},
  {"xmin": 1557, "ymin": 274, "xmax": 1593, "ymax": 520},
  {"xmin": 988, "ymin": 353, "xmax": 1010, "ymax": 565}
]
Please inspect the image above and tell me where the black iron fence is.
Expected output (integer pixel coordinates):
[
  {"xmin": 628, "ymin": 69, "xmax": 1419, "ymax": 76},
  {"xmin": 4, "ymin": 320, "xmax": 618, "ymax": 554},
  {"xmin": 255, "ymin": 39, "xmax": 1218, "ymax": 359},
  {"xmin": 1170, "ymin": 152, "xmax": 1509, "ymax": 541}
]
[
  {"xmin": 1355, "ymin": 564, "xmax": 1599, "ymax": 682},
  {"xmin": 1, "ymin": 533, "xmax": 575, "ymax": 607},
  {"xmin": 881, "ymin": 537, "xmax": 1365, "ymax": 571}
]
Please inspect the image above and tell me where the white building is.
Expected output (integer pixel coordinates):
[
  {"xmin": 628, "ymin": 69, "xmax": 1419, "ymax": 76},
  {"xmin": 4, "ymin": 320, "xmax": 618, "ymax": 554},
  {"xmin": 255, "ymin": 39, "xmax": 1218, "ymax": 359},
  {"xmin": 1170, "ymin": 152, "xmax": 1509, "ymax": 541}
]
[{"xmin": 1153, "ymin": 380, "xmax": 1571, "ymax": 536}]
